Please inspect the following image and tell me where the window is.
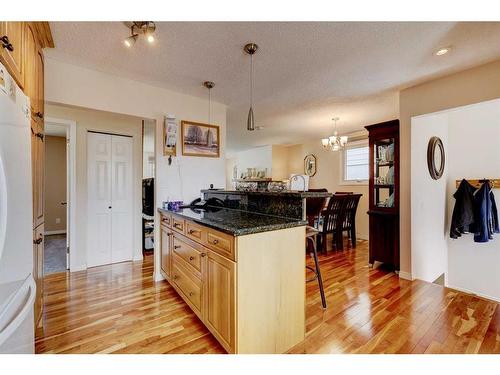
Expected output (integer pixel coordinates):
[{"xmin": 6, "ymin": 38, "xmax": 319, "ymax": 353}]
[{"xmin": 343, "ymin": 143, "xmax": 369, "ymax": 183}]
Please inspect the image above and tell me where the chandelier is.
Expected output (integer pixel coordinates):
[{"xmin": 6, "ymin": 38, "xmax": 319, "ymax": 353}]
[{"xmin": 322, "ymin": 117, "xmax": 348, "ymax": 151}]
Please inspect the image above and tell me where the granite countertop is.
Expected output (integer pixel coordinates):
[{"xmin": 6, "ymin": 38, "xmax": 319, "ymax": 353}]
[
  {"xmin": 201, "ymin": 189, "xmax": 332, "ymax": 198},
  {"xmin": 158, "ymin": 206, "xmax": 307, "ymax": 236}
]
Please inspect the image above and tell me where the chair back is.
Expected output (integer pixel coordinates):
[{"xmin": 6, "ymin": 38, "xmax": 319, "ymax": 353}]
[
  {"xmin": 322, "ymin": 194, "xmax": 349, "ymax": 235},
  {"xmin": 342, "ymin": 194, "xmax": 362, "ymax": 230},
  {"xmin": 305, "ymin": 189, "xmax": 328, "ymax": 227}
]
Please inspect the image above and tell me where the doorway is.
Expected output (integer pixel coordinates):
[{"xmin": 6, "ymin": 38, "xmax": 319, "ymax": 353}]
[
  {"xmin": 142, "ymin": 119, "xmax": 155, "ymax": 255},
  {"xmin": 44, "ymin": 118, "xmax": 76, "ymax": 274}
]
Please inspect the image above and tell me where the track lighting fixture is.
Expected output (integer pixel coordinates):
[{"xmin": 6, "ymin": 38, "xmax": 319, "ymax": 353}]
[{"xmin": 123, "ymin": 21, "xmax": 156, "ymax": 48}]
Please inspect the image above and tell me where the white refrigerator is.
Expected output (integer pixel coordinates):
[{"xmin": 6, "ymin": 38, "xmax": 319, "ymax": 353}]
[{"xmin": 0, "ymin": 62, "xmax": 36, "ymax": 353}]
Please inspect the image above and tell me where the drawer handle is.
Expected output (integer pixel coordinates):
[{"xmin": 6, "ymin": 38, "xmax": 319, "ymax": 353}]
[
  {"xmin": 174, "ymin": 223, "xmax": 182, "ymax": 229},
  {"xmin": 189, "ymin": 256, "xmax": 194, "ymax": 261},
  {"xmin": 167, "ymin": 232, "xmax": 172, "ymax": 237},
  {"xmin": 201, "ymin": 253, "xmax": 206, "ymax": 257},
  {"xmin": 174, "ymin": 245, "xmax": 181, "ymax": 249},
  {"xmin": 173, "ymin": 274, "xmax": 178, "ymax": 279},
  {"xmin": 189, "ymin": 292, "xmax": 194, "ymax": 297},
  {"xmin": 212, "ymin": 239, "xmax": 219, "ymax": 245},
  {"xmin": 161, "ymin": 217, "xmax": 168, "ymax": 222},
  {"xmin": 35, "ymin": 112, "xmax": 44, "ymax": 120},
  {"xmin": 188, "ymin": 229, "xmax": 199, "ymax": 235}
]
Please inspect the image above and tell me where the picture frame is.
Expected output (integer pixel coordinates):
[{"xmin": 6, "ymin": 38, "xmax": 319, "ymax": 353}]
[
  {"xmin": 181, "ymin": 120, "xmax": 220, "ymax": 158},
  {"xmin": 304, "ymin": 154, "xmax": 317, "ymax": 177},
  {"xmin": 163, "ymin": 116, "xmax": 177, "ymax": 156}
]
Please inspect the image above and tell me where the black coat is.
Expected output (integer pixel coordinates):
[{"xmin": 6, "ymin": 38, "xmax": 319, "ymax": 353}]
[
  {"xmin": 450, "ymin": 179, "xmax": 476, "ymax": 239},
  {"xmin": 473, "ymin": 182, "xmax": 500, "ymax": 243}
]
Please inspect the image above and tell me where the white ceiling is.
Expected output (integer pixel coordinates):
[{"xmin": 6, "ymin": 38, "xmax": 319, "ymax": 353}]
[{"xmin": 47, "ymin": 22, "xmax": 500, "ymax": 153}]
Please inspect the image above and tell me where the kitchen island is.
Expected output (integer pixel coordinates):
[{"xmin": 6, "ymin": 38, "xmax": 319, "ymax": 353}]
[{"xmin": 158, "ymin": 205, "xmax": 307, "ymax": 354}]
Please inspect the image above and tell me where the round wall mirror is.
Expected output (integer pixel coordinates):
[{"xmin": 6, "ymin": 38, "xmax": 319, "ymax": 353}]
[
  {"xmin": 304, "ymin": 154, "xmax": 317, "ymax": 177},
  {"xmin": 427, "ymin": 136, "xmax": 445, "ymax": 180}
]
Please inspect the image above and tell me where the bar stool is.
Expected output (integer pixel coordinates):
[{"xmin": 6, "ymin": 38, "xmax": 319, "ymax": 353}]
[{"xmin": 306, "ymin": 226, "xmax": 327, "ymax": 309}]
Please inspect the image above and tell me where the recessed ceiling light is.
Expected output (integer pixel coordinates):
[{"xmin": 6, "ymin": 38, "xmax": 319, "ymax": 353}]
[
  {"xmin": 147, "ymin": 34, "xmax": 155, "ymax": 43},
  {"xmin": 435, "ymin": 47, "xmax": 451, "ymax": 56}
]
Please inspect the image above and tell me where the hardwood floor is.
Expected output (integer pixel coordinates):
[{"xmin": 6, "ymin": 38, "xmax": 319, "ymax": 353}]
[{"xmin": 35, "ymin": 239, "xmax": 500, "ymax": 354}]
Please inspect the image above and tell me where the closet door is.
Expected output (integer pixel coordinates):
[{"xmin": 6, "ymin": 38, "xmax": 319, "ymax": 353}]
[
  {"xmin": 87, "ymin": 133, "xmax": 112, "ymax": 267},
  {"xmin": 110, "ymin": 135, "xmax": 133, "ymax": 263}
]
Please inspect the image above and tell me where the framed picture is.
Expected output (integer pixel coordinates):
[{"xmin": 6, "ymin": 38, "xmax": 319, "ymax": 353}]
[
  {"xmin": 304, "ymin": 154, "xmax": 317, "ymax": 177},
  {"xmin": 163, "ymin": 116, "xmax": 177, "ymax": 156},
  {"xmin": 181, "ymin": 120, "xmax": 220, "ymax": 158}
]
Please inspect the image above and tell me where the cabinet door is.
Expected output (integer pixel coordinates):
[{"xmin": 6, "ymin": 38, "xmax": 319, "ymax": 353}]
[
  {"xmin": 33, "ymin": 224, "xmax": 44, "ymax": 327},
  {"xmin": 204, "ymin": 250, "xmax": 235, "ymax": 352},
  {"xmin": 0, "ymin": 22, "xmax": 24, "ymax": 88},
  {"xmin": 24, "ymin": 22, "xmax": 37, "ymax": 119},
  {"xmin": 35, "ymin": 47, "xmax": 44, "ymax": 123},
  {"xmin": 160, "ymin": 226, "xmax": 172, "ymax": 277},
  {"xmin": 34, "ymin": 120, "xmax": 44, "ymax": 227}
]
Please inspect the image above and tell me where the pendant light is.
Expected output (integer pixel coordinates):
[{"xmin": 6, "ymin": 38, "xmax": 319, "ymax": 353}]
[
  {"xmin": 244, "ymin": 43, "xmax": 258, "ymax": 131},
  {"xmin": 321, "ymin": 117, "xmax": 348, "ymax": 151},
  {"xmin": 203, "ymin": 81, "xmax": 215, "ymax": 124}
]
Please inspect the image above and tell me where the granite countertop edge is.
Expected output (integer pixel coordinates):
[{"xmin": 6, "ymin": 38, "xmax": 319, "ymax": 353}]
[
  {"xmin": 157, "ymin": 207, "xmax": 307, "ymax": 236},
  {"xmin": 201, "ymin": 189, "xmax": 332, "ymax": 198}
]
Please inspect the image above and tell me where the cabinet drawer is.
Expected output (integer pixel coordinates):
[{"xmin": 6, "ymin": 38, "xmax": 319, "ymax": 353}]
[
  {"xmin": 160, "ymin": 213, "xmax": 171, "ymax": 228},
  {"xmin": 185, "ymin": 221, "xmax": 206, "ymax": 243},
  {"xmin": 173, "ymin": 235, "xmax": 204, "ymax": 274},
  {"xmin": 206, "ymin": 230, "xmax": 234, "ymax": 261},
  {"xmin": 172, "ymin": 255, "xmax": 202, "ymax": 312},
  {"xmin": 172, "ymin": 217, "xmax": 185, "ymax": 234}
]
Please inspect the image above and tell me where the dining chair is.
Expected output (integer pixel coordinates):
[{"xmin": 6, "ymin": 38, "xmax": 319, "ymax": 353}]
[
  {"xmin": 305, "ymin": 188, "xmax": 328, "ymax": 228},
  {"xmin": 340, "ymin": 194, "xmax": 362, "ymax": 248},
  {"xmin": 320, "ymin": 194, "xmax": 349, "ymax": 252}
]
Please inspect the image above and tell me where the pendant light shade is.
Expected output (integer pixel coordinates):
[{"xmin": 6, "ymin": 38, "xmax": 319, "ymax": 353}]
[
  {"xmin": 247, "ymin": 107, "xmax": 255, "ymax": 131},
  {"xmin": 244, "ymin": 43, "xmax": 258, "ymax": 131}
]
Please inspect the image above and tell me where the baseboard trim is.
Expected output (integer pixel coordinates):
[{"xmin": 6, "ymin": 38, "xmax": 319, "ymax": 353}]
[
  {"xmin": 45, "ymin": 230, "xmax": 67, "ymax": 235},
  {"xmin": 154, "ymin": 272, "xmax": 165, "ymax": 282},
  {"xmin": 446, "ymin": 283, "xmax": 500, "ymax": 303},
  {"xmin": 398, "ymin": 271, "xmax": 413, "ymax": 281}
]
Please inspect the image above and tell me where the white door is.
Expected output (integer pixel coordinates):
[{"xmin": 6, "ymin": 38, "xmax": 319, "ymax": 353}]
[
  {"xmin": 87, "ymin": 133, "xmax": 113, "ymax": 267},
  {"xmin": 87, "ymin": 132, "xmax": 133, "ymax": 267},
  {"xmin": 110, "ymin": 135, "xmax": 133, "ymax": 263}
]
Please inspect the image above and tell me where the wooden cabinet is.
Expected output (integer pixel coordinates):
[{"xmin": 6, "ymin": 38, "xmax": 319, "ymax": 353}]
[
  {"xmin": 160, "ymin": 211, "xmax": 236, "ymax": 352},
  {"xmin": 0, "ymin": 21, "xmax": 24, "ymax": 89},
  {"xmin": 2, "ymin": 21, "xmax": 53, "ymax": 329},
  {"xmin": 33, "ymin": 224, "xmax": 44, "ymax": 326},
  {"xmin": 365, "ymin": 119, "xmax": 400, "ymax": 271},
  {"xmin": 160, "ymin": 225, "xmax": 172, "ymax": 278},
  {"xmin": 204, "ymin": 250, "xmax": 235, "ymax": 351},
  {"xmin": 159, "ymin": 210, "xmax": 305, "ymax": 354},
  {"xmin": 32, "ymin": 118, "xmax": 44, "ymax": 228}
]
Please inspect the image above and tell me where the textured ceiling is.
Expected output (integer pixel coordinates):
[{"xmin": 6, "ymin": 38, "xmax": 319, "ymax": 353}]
[{"xmin": 47, "ymin": 22, "xmax": 500, "ymax": 152}]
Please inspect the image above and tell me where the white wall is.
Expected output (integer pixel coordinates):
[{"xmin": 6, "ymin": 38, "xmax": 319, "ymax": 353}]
[
  {"xmin": 46, "ymin": 104, "xmax": 144, "ymax": 271},
  {"xmin": 446, "ymin": 100, "xmax": 500, "ymax": 302},
  {"xmin": 143, "ymin": 119, "xmax": 155, "ymax": 178},
  {"xmin": 45, "ymin": 58, "xmax": 227, "ymax": 280},
  {"xmin": 288, "ymin": 141, "xmax": 369, "ymax": 240},
  {"xmin": 411, "ymin": 98, "xmax": 500, "ymax": 302},
  {"xmin": 411, "ymin": 112, "xmax": 449, "ymax": 283},
  {"xmin": 231, "ymin": 145, "xmax": 273, "ymax": 180}
]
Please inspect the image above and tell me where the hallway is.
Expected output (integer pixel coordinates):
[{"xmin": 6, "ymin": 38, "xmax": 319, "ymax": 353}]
[{"xmin": 43, "ymin": 234, "xmax": 67, "ymax": 275}]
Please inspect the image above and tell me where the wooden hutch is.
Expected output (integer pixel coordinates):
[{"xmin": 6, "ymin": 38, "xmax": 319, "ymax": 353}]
[{"xmin": 365, "ymin": 119, "xmax": 400, "ymax": 271}]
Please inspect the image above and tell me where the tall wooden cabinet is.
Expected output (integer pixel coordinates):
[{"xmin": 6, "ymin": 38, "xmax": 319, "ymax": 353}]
[
  {"xmin": 366, "ymin": 120, "xmax": 400, "ymax": 272},
  {"xmin": 0, "ymin": 22, "xmax": 53, "ymax": 328}
]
